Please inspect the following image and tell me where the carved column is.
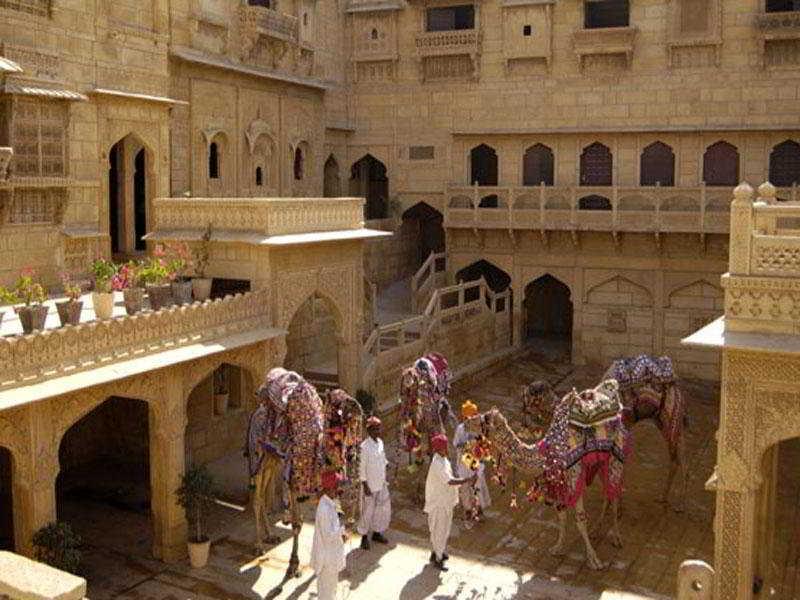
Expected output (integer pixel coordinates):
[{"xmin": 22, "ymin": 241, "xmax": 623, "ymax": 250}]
[
  {"xmin": 713, "ymin": 351, "xmax": 758, "ymax": 600},
  {"xmin": 728, "ymin": 182, "xmax": 754, "ymax": 276},
  {"xmin": 149, "ymin": 372, "xmax": 188, "ymax": 562},
  {"xmin": 754, "ymin": 443, "xmax": 778, "ymax": 590}
]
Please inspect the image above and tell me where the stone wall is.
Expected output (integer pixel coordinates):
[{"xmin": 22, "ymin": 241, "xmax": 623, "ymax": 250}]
[
  {"xmin": 363, "ymin": 218, "xmax": 421, "ymax": 289},
  {"xmin": 448, "ymin": 229, "xmax": 725, "ymax": 380},
  {"xmin": 284, "ymin": 295, "xmax": 339, "ymax": 378}
]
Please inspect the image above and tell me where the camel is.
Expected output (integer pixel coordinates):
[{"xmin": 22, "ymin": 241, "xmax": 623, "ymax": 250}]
[
  {"xmin": 398, "ymin": 353, "xmax": 457, "ymax": 502},
  {"xmin": 521, "ymin": 354, "xmax": 687, "ymax": 510},
  {"xmin": 246, "ymin": 368, "xmax": 363, "ymax": 578},
  {"xmin": 466, "ymin": 379, "xmax": 630, "ymax": 570}
]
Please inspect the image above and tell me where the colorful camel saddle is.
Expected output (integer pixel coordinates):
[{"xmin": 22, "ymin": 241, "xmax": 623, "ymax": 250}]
[
  {"xmin": 399, "ymin": 353, "xmax": 453, "ymax": 455},
  {"xmin": 608, "ymin": 355, "xmax": 675, "ymax": 390}
]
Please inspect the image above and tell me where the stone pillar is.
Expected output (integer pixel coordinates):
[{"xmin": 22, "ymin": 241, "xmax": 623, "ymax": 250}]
[
  {"xmin": 728, "ymin": 182, "xmax": 754, "ymax": 276},
  {"xmin": 513, "ymin": 282, "xmax": 525, "ymax": 350},
  {"xmin": 149, "ymin": 378, "xmax": 188, "ymax": 563},
  {"xmin": 754, "ymin": 443, "xmax": 778, "ymax": 590}
]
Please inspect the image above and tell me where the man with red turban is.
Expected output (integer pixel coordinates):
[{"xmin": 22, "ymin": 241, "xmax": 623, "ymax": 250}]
[
  {"xmin": 357, "ymin": 415, "xmax": 391, "ymax": 550},
  {"xmin": 311, "ymin": 471, "xmax": 347, "ymax": 600},
  {"xmin": 424, "ymin": 433, "xmax": 476, "ymax": 571}
]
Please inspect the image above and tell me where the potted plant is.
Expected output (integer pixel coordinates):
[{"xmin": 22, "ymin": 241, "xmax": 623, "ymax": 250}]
[
  {"xmin": 32, "ymin": 521, "xmax": 82, "ymax": 575},
  {"xmin": 176, "ymin": 464, "xmax": 215, "ymax": 568},
  {"xmin": 90, "ymin": 258, "xmax": 117, "ymax": 320},
  {"xmin": 10, "ymin": 268, "xmax": 48, "ymax": 334},
  {"xmin": 139, "ymin": 246, "xmax": 172, "ymax": 310},
  {"xmin": 167, "ymin": 242, "xmax": 193, "ymax": 305},
  {"xmin": 56, "ymin": 272, "xmax": 83, "ymax": 327},
  {"xmin": 213, "ymin": 365, "xmax": 229, "ymax": 416},
  {"xmin": 117, "ymin": 262, "xmax": 145, "ymax": 315},
  {"xmin": 192, "ymin": 224, "xmax": 213, "ymax": 302},
  {"xmin": 0, "ymin": 284, "xmax": 17, "ymax": 329}
]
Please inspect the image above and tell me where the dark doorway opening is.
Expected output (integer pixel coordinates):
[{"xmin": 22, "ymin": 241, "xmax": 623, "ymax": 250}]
[
  {"xmin": 0, "ymin": 447, "xmax": 13, "ymax": 551},
  {"xmin": 133, "ymin": 149, "xmax": 146, "ymax": 251},
  {"xmin": 109, "ymin": 142, "xmax": 121, "ymax": 254},
  {"xmin": 524, "ymin": 274, "xmax": 573, "ymax": 357},
  {"xmin": 402, "ymin": 202, "xmax": 445, "ymax": 267},
  {"xmin": 350, "ymin": 155, "xmax": 389, "ymax": 220},
  {"xmin": 470, "ymin": 144, "xmax": 498, "ymax": 186}
]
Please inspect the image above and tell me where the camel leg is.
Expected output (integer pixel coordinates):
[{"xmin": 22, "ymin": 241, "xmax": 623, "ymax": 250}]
[
  {"xmin": 253, "ymin": 457, "xmax": 281, "ymax": 552},
  {"xmin": 591, "ymin": 499, "xmax": 608, "ymax": 540},
  {"xmin": 573, "ymin": 497, "xmax": 605, "ymax": 570},
  {"xmin": 286, "ymin": 495, "xmax": 301, "ymax": 579},
  {"xmin": 661, "ymin": 436, "xmax": 686, "ymax": 513},
  {"xmin": 608, "ymin": 499, "xmax": 622, "ymax": 548},
  {"xmin": 549, "ymin": 509, "xmax": 568, "ymax": 556},
  {"xmin": 252, "ymin": 469, "xmax": 266, "ymax": 552}
]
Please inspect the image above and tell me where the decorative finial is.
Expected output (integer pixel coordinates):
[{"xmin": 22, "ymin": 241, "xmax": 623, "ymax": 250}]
[
  {"xmin": 733, "ymin": 181, "xmax": 754, "ymax": 203},
  {"xmin": 758, "ymin": 181, "xmax": 777, "ymax": 203}
]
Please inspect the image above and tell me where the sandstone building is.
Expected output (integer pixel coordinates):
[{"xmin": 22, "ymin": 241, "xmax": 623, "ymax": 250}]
[{"xmin": 1, "ymin": 1, "xmax": 800, "ymax": 597}]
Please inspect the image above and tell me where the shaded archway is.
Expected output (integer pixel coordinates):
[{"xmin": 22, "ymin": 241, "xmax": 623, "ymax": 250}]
[
  {"xmin": 324, "ymin": 155, "xmax": 341, "ymax": 197},
  {"xmin": 285, "ymin": 293, "xmax": 340, "ymax": 390},
  {"xmin": 580, "ymin": 142, "xmax": 612, "ymax": 186},
  {"xmin": 703, "ymin": 141, "xmax": 739, "ymax": 186},
  {"xmin": 0, "ymin": 447, "xmax": 13, "ymax": 551},
  {"xmin": 186, "ymin": 363, "xmax": 254, "ymax": 504},
  {"xmin": 108, "ymin": 134, "xmax": 151, "ymax": 257},
  {"xmin": 456, "ymin": 260, "xmax": 511, "ymax": 294},
  {"xmin": 640, "ymin": 141, "xmax": 675, "ymax": 187},
  {"xmin": 769, "ymin": 140, "xmax": 800, "ymax": 187},
  {"xmin": 401, "ymin": 202, "xmax": 445, "ymax": 267},
  {"xmin": 350, "ymin": 154, "xmax": 388, "ymax": 220},
  {"xmin": 470, "ymin": 144, "xmax": 498, "ymax": 186},
  {"xmin": 523, "ymin": 143, "xmax": 554, "ymax": 186},
  {"xmin": 523, "ymin": 274, "xmax": 573, "ymax": 356},
  {"xmin": 57, "ymin": 396, "xmax": 152, "ymax": 582}
]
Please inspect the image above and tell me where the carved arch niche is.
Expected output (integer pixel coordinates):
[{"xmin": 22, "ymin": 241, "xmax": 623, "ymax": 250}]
[
  {"xmin": 245, "ymin": 120, "xmax": 278, "ymax": 196},
  {"xmin": 202, "ymin": 127, "xmax": 232, "ymax": 197}
]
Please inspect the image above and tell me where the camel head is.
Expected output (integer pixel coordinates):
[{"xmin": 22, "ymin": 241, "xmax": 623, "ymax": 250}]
[{"xmin": 521, "ymin": 380, "xmax": 559, "ymax": 425}]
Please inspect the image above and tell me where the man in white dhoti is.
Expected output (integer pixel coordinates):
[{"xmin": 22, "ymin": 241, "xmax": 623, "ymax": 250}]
[
  {"xmin": 358, "ymin": 416, "xmax": 391, "ymax": 550},
  {"xmin": 311, "ymin": 471, "xmax": 347, "ymax": 600},
  {"xmin": 453, "ymin": 400, "xmax": 491, "ymax": 528},
  {"xmin": 424, "ymin": 433, "xmax": 476, "ymax": 572}
]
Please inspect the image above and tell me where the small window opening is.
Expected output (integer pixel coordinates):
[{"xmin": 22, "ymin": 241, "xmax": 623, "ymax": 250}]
[
  {"xmin": 294, "ymin": 147, "xmax": 304, "ymax": 180},
  {"xmin": 766, "ymin": 0, "xmax": 800, "ymax": 11},
  {"xmin": 255, "ymin": 166, "xmax": 263, "ymax": 186},
  {"xmin": 248, "ymin": 0, "xmax": 271, "ymax": 7},
  {"xmin": 585, "ymin": 0, "xmax": 630, "ymax": 29},
  {"xmin": 303, "ymin": 12, "xmax": 308, "ymax": 26},
  {"xmin": 523, "ymin": 24, "xmax": 532, "ymax": 36},
  {"xmin": 209, "ymin": 142, "xmax": 220, "ymax": 179},
  {"xmin": 426, "ymin": 5, "xmax": 475, "ymax": 31},
  {"xmin": 371, "ymin": 28, "xmax": 379, "ymax": 39}
]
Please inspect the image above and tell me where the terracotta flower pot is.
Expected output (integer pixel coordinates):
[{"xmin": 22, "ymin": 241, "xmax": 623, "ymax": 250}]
[
  {"xmin": 56, "ymin": 300, "xmax": 83, "ymax": 327},
  {"xmin": 123, "ymin": 287, "xmax": 145, "ymax": 315},
  {"xmin": 192, "ymin": 278, "xmax": 212, "ymax": 302},
  {"xmin": 92, "ymin": 292, "xmax": 115, "ymax": 320},
  {"xmin": 188, "ymin": 538, "xmax": 211, "ymax": 568},
  {"xmin": 172, "ymin": 280, "xmax": 193, "ymax": 305},
  {"xmin": 213, "ymin": 393, "xmax": 229, "ymax": 416},
  {"xmin": 146, "ymin": 284, "xmax": 173, "ymax": 310},
  {"xmin": 15, "ymin": 304, "xmax": 48, "ymax": 334}
]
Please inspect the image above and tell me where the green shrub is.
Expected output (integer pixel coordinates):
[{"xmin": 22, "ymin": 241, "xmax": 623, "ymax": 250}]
[{"xmin": 32, "ymin": 521, "xmax": 82, "ymax": 574}]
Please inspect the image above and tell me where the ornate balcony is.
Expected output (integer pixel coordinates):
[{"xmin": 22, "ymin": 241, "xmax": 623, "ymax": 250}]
[
  {"xmin": 572, "ymin": 26, "xmax": 637, "ymax": 69},
  {"xmin": 415, "ymin": 29, "xmax": 481, "ymax": 57},
  {"xmin": 442, "ymin": 184, "xmax": 782, "ymax": 245},
  {"xmin": 755, "ymin": 10, "xmax": 800, "ymax": 33}
]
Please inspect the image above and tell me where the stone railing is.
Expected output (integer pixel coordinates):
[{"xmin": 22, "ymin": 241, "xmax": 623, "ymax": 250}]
[
  {"xmin": 442, "ymin": 184, "xmax": 775, "ymax": 235},
  {"xmin": 241, "ymin": 4, "xmax": 299, "ymax": 42},
  {"xmin": 755, "ymin": 10, "xmax": 800, "ymax": 31},
  {"xmin": 572, "ymin": 26, "xmax": 637, "ymax": 65},
  {"xmin": 151, "ymin": 197, "xmax": 365, "ymax": 236},
  {"xmin": 722, "ymin": 182, "xmax": 800, "ymax": 334},
  {"xmin": 0, "ymin": 291, "xmax": 270, "ymax": 392},
  {"xmin": 415, "ymin": 29, "xmax": 482, "ymax": 56},
  {"xmin": 411, "ymin": 251, "xmax": 447, "ymax": 312}
]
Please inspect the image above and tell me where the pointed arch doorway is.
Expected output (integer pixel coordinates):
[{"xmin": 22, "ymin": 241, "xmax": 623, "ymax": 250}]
[{"xmin": 108, "ymin": 134, "xmax": 151, "ymax": 258}]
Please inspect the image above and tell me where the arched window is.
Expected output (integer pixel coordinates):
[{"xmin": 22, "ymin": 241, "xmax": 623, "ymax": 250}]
[
  {"xmin": 769, "ymin": 140, "xmax": 800, "ymax": 187},
  {"xmin": 324, "ymin": 155, "xmax": 340, "ymax": 197},
  {"xmin": 255, "ymin": 166, "xmax": 264, "ymax": 186},
  {"xmin": 294, "ymin": 147, "xmax": 304, "ymax": 180},
  {"xmin": 522, "ymin": 144, "xmax": 554, "ymax": 186},
  {"xmin": 579, "ymin": 195, "xmax": 612, "ymax": 210},
  {"xmin": 208, "ymin": 142, "xmax": 220, "ymax": 179},
  {"xmin": 580, "ymin": 142, "xmax": 612, "ymax": 186},
  {"xmin": 640, "ymin": 141, "xmax": 675, "ymax": 186},
  {"xmin": 766, "ymin": 0, "xmax": 800, "ymax": 12},
  {"xmin": 470, "ymin": 144, "xmax": 498, "ymax": 186},
  {"xmin": 703, "ymin": 141, "xmax": 739, "ymax": 187},
  {"xmin": 303, "ymin": 12, "xmax": 308, "ymax": 26}
]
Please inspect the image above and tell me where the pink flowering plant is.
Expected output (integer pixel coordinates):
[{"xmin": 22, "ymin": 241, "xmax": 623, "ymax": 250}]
[
  {"xmin": 138, "ymin": 246, "xmax": 170, "ymax": 286},
  {"xmin": 110, "ymin": 262, "xmax": 139, "ymax": 292},
  {"xmin": 165, "ymin": 242, "xmax": 193, "ymax": 281},
  {"xmin": 59, "ymin": 272, "xmax": 83, "ymax": 302}
]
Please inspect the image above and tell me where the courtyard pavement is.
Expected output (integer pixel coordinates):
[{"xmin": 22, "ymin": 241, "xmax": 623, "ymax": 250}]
[{"xmin": 63, "ymin": 349, "xmax": 799, "ymax": 599}]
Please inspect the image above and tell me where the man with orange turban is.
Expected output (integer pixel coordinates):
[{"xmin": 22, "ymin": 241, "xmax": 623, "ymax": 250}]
[
  {"xmin": 311, "ymin": 471, "xmax": 347, "ymax": 599},
  {"xmin": 424, "ymin": 433, "xmax": 476, "ymax": 571},
  {"xmin": 453, "ymin": 401, "xmax": 491, "ymax": 526}
]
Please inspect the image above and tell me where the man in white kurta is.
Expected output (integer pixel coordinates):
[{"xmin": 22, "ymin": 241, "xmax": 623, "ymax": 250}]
[
  {"xmin": 311, "ymin": 472, "xmax": 347, "ymax": 600},
  {"xmin": 424, "ymin": 433, "xmax": 475, "ymax": 571},
  {"xmin": 357, "ymin": 416, "xmax": 391, "ymax": 550}
]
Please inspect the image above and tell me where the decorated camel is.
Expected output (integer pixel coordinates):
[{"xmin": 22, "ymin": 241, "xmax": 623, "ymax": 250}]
[
  {"xmin": 466, "ymin": 379, "xmax": 630, "ymax": 570},
  {"xmin": 398, "ymin": 353, "xmax": 458, "ymax": 501},
  {"xmin": 245, "ymin": 367, "xmax": 363, "ymax": 577},
  {"xmin": 521, "ymin": 354, "xmax": 687, "ymax": 509}
]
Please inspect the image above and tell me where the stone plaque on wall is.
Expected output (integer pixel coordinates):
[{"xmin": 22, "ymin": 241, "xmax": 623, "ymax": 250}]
[{"xmin": 607, "ymin": 309, "xmax": 627, "ymax": 333}]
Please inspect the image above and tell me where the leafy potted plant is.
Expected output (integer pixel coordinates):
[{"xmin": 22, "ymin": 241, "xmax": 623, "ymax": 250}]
[
  {"xmin": 139, "ymin": 246, "xmax": 172, "ymax": 310},
  {"xmin": 176, "ymin": 464, "xmax": 215, "ymax": 568},
  {"xmin": 0, "ymin": 284, "xmax": 17, "ymax": 329},
  {"xmin": 56, "ymin": 272, "xmax": 83, "ymax": 327},
  {"xmin": 32, "ymin": 521, "xmax": 82, "ymax": 575},
  {"xmin": 213, "ymin": 365, "xmax": 230, "ymax": 416},
  {"xmin": 90, "ymin": 258, "xmax": 117, "ymax": 320},
  {"xmin": 10, "ymin": 268, "xmax": 48, "ymax": 334},
  {"xmin": 167, "ymin": 242, "xmax": 193, "ymax": 305},
  {"xmin": 116, "ymin": 262, "xmax": 145, "ymax": 315},
  {"xmin": 192, "ymin": 224, "xmax": 213, "ymax": 302}
]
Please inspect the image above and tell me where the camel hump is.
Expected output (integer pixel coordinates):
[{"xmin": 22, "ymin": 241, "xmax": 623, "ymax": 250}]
[{"xmin": 566, "ymin": 381, "xmax": 624, "ymax": 429}]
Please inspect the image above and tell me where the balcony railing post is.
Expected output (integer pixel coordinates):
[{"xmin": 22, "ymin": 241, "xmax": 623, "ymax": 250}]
[
  {"xmin": 729, "ymin": 182, "xmax": 754, "ymax": 276},
  {"xmin": 612, "ymin": 185, "xmax": 619, "ymax": 229},
  {"xmin": 571, "ymin": 186, "xmax": 577, "ymax": 226},
  {"xmin": 700, "ymin": 182, "xmax": 707, "ymax": 231}
]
